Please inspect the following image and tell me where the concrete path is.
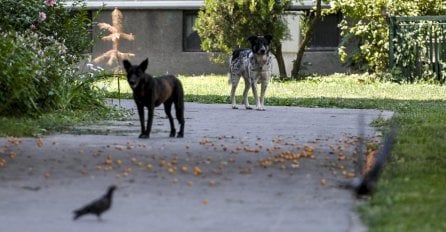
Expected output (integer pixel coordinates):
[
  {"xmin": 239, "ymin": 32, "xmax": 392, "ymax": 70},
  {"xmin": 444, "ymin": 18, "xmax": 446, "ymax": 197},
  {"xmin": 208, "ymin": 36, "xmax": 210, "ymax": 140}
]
[{"xmin": 0, "ymin": 101, "xmax": 393, "ymax": 232}]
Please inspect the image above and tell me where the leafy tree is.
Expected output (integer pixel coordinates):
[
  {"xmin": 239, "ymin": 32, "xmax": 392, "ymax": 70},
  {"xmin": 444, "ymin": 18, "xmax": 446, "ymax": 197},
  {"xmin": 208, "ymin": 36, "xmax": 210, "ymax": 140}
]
[
  {"xmin": 330, "ymin": 0, "xmax": 446, "ymax": 73},
  {"xmin": 195, "ymin": 0, "xmax": 292, "ymax": 78}
]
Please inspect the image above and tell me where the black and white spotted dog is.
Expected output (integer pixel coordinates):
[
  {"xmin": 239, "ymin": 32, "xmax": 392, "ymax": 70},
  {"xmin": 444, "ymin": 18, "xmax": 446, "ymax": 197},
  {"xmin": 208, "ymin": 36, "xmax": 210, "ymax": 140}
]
[{"xmin": 229, "ymin": 35, "xmax": 273, "ymax": 111}]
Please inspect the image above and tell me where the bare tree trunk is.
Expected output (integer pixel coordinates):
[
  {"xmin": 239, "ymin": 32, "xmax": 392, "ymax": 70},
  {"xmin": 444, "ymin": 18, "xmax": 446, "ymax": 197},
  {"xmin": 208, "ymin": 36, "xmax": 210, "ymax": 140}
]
[
  {"xmin": 272, "ymin": 42, "xmax": 287, "ymax": 79},
  {"xmin": 291, "ymin": 0, "xmax": 322, "ymax": 79}
]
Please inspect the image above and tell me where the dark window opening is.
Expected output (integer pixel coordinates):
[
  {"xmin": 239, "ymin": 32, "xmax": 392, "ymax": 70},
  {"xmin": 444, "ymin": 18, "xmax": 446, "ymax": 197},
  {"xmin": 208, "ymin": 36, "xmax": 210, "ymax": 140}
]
[
  {"xmin": 306, "ymin": 12, "xmax": 341, "ymax": 51},
  {"xmin": 183, "ymin": 11, "xmax": 203, "ymax": 52}
]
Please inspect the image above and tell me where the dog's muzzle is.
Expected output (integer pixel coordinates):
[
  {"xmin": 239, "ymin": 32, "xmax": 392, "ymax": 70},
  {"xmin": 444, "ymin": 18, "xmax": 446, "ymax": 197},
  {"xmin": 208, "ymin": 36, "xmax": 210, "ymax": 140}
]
[{"xmin": 128, "ymin": 80, "xmax": 139, "ymax": 89}]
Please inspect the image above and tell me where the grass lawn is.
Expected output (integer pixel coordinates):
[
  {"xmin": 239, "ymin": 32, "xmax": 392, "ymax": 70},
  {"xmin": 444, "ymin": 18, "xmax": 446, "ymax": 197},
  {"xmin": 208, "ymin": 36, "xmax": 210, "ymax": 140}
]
[
  {"xmin": 1, "ymin": 73, "xmax": 445, "ymax": 231},
  {"xmin": 103, "ymin": 73, "xmax": 446, "ymax": 231}
]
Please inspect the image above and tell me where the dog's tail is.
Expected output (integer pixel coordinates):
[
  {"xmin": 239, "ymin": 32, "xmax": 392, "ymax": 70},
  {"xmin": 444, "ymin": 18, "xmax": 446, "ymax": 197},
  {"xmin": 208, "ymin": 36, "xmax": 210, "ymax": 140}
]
[{"xmin": 174, "ymin": 79, "xmax": 185, "ymax": 115}]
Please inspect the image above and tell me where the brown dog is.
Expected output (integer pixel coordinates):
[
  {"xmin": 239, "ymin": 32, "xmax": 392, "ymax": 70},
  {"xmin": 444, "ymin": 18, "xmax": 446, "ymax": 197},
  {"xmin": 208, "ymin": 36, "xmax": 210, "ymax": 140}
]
[{"xmin": 123, "ymin": 58, "xmax": 185, "ymax": 138}]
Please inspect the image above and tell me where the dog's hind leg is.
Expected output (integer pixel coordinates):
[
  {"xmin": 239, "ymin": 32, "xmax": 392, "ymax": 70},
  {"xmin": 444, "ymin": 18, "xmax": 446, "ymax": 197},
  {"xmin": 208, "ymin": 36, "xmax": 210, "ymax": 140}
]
[
  {"xmin": 164, "ymin": 101, "xmax": 176, "ymax": 137},
  {"xmin": 250, "ymin": 77, "xmax": 261, "ymax": 110},
  {"xmin": 174, "ymin": 98, "xmax": 185, "ymax": 138},
  {"xmin": 230, "ymin": 74, "xmax": 241, "ymax": 109},
  {"xmin": 242, "ymin": 74, "xmax": 252, "ymax": 110}
]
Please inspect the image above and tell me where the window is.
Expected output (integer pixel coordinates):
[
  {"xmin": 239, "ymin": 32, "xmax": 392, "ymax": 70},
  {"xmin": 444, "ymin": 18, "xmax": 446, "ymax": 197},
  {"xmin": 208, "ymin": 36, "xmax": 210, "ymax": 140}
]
[
  {"xmin": 183, "ymin": 11, "xmax": 202, "ymax": 52},
  {"xmin": 307, "ymin": 13, "xmax": 342, "ymax": 51}
]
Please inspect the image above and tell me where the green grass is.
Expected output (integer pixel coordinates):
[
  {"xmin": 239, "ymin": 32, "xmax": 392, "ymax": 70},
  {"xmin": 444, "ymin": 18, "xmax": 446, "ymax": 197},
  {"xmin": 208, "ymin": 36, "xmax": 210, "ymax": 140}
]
[
  {"xmin": 360, "ymin": 104, "xmax": 446, "ymax": 231},
  {"xmin": 105, "ymin": 73, "xmax": 445, "ymax": 106},
  {"xmin": 103, "ymin": 73, "xmax": 446, "ymax": 231}
]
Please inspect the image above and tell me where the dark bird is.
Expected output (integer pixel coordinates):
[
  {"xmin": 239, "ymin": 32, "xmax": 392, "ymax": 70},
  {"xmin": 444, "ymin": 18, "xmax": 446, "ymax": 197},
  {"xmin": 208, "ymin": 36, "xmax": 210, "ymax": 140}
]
[{"xmin": 73, "ymin": 185, "xmax": 117, "ymax": 221}]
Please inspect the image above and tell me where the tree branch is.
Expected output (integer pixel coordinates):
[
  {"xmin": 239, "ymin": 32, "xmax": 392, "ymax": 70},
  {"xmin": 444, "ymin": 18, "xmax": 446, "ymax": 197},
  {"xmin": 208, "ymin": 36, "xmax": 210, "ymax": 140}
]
[{"xmin": 291, "ymin": 0, "xmax": 322, "ymax": 79}]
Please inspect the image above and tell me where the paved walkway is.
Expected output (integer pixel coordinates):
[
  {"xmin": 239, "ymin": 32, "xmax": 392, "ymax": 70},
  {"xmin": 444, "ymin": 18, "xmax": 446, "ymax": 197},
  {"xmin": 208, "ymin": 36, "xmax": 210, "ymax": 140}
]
[{"xmin": 0, "ymin": 101, "xmax": 393, "ymax": 232}]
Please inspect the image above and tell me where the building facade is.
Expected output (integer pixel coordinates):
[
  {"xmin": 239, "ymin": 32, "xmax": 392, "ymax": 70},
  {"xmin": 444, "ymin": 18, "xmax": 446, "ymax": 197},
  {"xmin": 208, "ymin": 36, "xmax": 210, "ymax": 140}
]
[{"xmin": 71, "ymin": 0, "xmax": 346, "ymax": 76}]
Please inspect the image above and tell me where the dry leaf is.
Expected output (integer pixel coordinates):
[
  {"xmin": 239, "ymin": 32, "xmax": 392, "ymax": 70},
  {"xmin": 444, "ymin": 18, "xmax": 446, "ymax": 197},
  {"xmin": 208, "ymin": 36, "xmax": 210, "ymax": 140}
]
[
  {"xmin": 9, "ymin": 152, "xmax": 16, "ymax": 159},
  {"xmin": 208, "ymin": 180, "xmax": 216, "ymax": 187},
  {"xmin": 346, "ymin": 172, "xmax": 356, "ymax": 178},
  {"xmin": 193, "ymin": 166, "xmax": 202, "ymax": 176},
  {"xmin": 202, "ymin": 199, "xmax": 209, "ymax": 205},
  {"xmin": 320, "ymin": 179, "xmax": 327, "ymax": 185},
  {"xmin": 304, "ymin": 145, "xmax": 315, "ymax": 152},
  {"xmin": 36, "ymin": 138, "xmax": 44, "ymax": 148},
  {"xmin": 7, "ymin": 137, "xmax": 22, "ymax": 145},
  {"xmin": 43, "ymin": 171, "xmax": 51, "ymax": 178},
  {"xmin": 181, "ymin": 166, "xmax": 189, "ymax": 173},
  {"xmin": 167, "ymin": 167, "xmax": 176, "ymax": 175}
]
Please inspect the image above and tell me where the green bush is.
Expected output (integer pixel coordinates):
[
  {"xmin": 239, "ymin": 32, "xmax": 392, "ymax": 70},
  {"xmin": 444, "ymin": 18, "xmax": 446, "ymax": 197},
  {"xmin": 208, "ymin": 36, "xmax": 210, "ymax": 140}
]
[
  {"xmin": 1, "ymin": 0, "xmax": 94, "ymax": 60},
  {"xmin": 330, "ymin": 0, "xmax": 446, "ymax": 74},
  {"xmin": 194, "ymin": 0, "xmax": 291, "ymax": 71},
  {"xmin": 0, "ymin": 0, "xmax": 105, "ymax": 116}
]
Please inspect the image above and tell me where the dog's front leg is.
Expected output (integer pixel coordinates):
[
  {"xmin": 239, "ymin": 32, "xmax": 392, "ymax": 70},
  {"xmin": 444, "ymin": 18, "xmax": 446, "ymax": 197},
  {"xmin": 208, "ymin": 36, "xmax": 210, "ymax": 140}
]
[
  {"xmin": 243, "ymin": 76, "xmax": 252, "ymax": 110},
  {"xmin": 259, "ymin": 78, "xmax": 268, "ymax": 111},
  {"xmin": 146, "ymin": 105, "xmax": 155, "ymax": 139},
  {"xmin": 137, "ymin": 104, "xmax": 148, "ymax": 138},
  {"xmin": 250, "ymin": 76, "xmax": 261, "ymax": 111}
]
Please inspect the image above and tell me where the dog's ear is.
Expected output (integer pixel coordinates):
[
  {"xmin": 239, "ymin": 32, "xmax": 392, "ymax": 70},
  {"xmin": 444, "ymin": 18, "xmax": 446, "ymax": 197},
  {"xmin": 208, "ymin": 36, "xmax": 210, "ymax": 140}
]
[
  {"xmin": 247, "ymin": 36, "xmax": 258, "ymax": 46},
  {"xmin": 264, "ymin": 34, "xmax": 273, "ymax": 45},
  {"xmin": 139, "ymin": 58, "xmax": 149, "ymax": 72},
  {"xmin": 123, "ymin": 60, "xmax": 132, "ymax": 72}
]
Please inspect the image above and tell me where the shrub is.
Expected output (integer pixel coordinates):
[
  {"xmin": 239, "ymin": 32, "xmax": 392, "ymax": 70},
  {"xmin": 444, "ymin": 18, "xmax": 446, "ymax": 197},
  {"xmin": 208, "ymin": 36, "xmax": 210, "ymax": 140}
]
[
  {"xmin": 0, "ymin": 0, "xmax": 105, "ymax": 116},
  {"xmin": 195, "ymin": 0, "xmax": 291, "ymax": 76},
  {"xmin": 330, "ymin": 0, "xmax": 446, "ymax": 74},
  {"xmin": 0, "ymin": 0, "xmax": 94, "ymax": 61}
]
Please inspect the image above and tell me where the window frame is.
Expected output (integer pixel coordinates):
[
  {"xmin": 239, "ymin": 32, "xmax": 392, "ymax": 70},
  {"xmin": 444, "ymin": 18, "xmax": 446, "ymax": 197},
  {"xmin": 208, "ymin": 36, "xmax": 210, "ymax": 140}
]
[
  {"xmin": 182, "ymin": 10, "xmax": 203, "ymax": 52},
  {"xmin": 305, "ymin": 12, "xmax": 342, "ymax": 51}
]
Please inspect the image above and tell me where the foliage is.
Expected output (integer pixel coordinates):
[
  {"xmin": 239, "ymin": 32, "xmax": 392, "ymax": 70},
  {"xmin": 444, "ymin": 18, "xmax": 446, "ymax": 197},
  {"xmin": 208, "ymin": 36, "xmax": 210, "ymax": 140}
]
[
  {"xmin": 0, "ymin": 30, "xmax": 70, "ymax": 114},
  {"xmin": 390, "ymin": 17, "xmax": 446, "ymax": 84},
  {"xmin": 290, "ymin": 0, "xmax": 322, "ymax": 79},
  {"xmin": 0, "ymin": 0, "xmax": 105, "ymax": 116},
  {"xmin": 0, "ymin": 0, "xmax": 93, "ymax": 59},
  {"xmin": 195, "ymin": 0, "xmax": 291, "ymax": 64},
  {"xmin": 330, "ymin": 0, "xmax": 446, "ymax": 73}
]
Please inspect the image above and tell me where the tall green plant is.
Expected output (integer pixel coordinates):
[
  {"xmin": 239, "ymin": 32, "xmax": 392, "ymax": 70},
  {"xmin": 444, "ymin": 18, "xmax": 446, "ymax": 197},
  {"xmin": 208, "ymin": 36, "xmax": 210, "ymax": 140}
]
[
  {"xmin": 0, "ymin": 0, "xmax": 93, "ymax": 61},
  {"xmin": 330, "ymin": 0, "xmax": 446, "ymax": 73},
  {"xmin": 0, "ymin": 0, "xmax": 105, "ymax": 116},
  {"xmin": 195, "ymin": 0, "xmax": 292, "ymax": 77},
  {"xmin": 390, "ymin": 19, "xmax": 446, "ymax": 83}
]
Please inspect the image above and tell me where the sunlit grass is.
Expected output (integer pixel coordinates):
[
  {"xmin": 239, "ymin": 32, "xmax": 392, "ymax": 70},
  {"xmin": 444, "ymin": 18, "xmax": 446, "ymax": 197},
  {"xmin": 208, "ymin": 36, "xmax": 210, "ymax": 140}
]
[{"xmin": 103, "ymin": 74, "xmax": 446, "ymax": 104}]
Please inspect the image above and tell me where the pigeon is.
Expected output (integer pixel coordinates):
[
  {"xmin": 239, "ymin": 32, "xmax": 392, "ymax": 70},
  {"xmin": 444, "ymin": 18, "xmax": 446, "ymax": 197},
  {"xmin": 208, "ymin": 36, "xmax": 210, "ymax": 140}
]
[{"xmin": 73, "ymin": 185, "xmax": 117, "ymax": 220}]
